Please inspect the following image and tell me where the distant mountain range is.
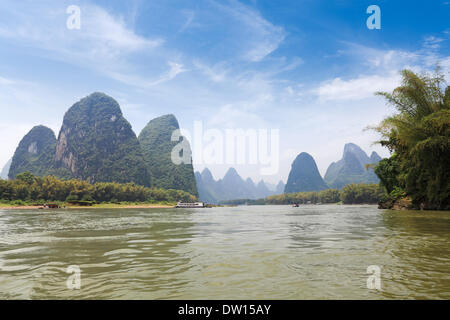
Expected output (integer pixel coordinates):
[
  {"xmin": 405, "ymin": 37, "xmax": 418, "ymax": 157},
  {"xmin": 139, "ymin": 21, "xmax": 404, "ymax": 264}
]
[{"xmin": 195, "ymin": 168, "xmax": 284, "ymax": 203}]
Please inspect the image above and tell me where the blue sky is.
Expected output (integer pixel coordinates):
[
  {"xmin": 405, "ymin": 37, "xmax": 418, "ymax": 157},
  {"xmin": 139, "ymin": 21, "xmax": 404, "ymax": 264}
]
[{"xmin": 0, "ymin": 0, "xmax": 449, "ymax": 183}]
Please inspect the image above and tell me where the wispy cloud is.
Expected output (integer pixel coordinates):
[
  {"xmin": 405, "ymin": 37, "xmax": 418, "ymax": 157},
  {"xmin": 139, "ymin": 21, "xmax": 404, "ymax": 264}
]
[
  {"xmin": 213, "ymin": 0, "xmax": 286, "ymax": 62},
  {"xmin": 179, "ymin": 9, "xmax": 196, "ymax": 33},
  {"xmin": 0, "ymin": 76, "xmax": 16, "ymax": 85},
  {"xmin": 194, "ymin": 60, "xmax": 230, "ymax": 82},
  {"xmin": 0, "ymin": 3, "xmax": 162, "ymax": 60},
  {"xmin": 0, "ymin": 2, "xmax": 165, "ymax": 84},
  {"xmin": 108, "ymin": 61, "xmax": 187, "ymax": 88},
  {"xmin": 311, "ymin": 37, "xmax": 450, "ymax": 102},
  {"xmin": 313, "ymin": 72, "xmax": 400, "ymax": 102}
]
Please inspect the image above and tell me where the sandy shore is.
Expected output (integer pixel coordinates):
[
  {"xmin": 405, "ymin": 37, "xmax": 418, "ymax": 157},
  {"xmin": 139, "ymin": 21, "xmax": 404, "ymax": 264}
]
[
  {"xmin": 0, "ymin": 205, "xmax": 43, "ymax": 210},
  {"xmin": 0, "ymin": 204, "xmax": 175, "ymax": 210}
]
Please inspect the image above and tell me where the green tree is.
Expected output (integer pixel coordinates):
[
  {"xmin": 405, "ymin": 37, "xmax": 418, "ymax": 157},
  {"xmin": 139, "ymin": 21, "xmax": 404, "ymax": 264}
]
[
  {"xmin": 16, "ymin": 172, "xmax": 36, "ymax": 185},
  {"xmin": 373, "ymin": 68, "xmax": 450, "ymax": 209}
]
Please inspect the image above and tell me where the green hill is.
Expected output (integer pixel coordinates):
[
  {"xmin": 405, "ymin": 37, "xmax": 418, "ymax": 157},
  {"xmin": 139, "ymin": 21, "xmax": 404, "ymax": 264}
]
[
  {"xmin": 284, "ymin": 152, "xmax": 328, "ymax": 193},
  {"xmin": 8, "ymin": 125, "xmax": 56, "ymax": 179},
  {"xmin": 54, "ymin": 92, "xmax": 150, "ymax": 186},
  {"xmin": 138, "ymin": 114, "xmax": 197, "ymax": 195}
]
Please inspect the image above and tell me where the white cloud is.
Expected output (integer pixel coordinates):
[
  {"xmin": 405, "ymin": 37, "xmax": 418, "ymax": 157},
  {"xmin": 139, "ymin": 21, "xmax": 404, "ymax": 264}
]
[
  {"xmin": 179, "ymin": 10, "xmax": 196, "ymax": 33},
  {"xmin": 81, "ymin": 5, "xmax": 163, "ymax": 54},
  {"xmin": 0, "ymin": 76, "xmax": 16, "ymax": 85},
  {"xmin": 338, "ymin": 43, "xmax": 420, "ymax": 71},
  {"xmin": 313, "ymin": 72, "xmax": 401, "ymax": 102},
  {"xmin": 214, "ymin": 0, "xmax": 286, "ymax": 62},
  {"xmin": 108, "ymin": 61, "xmax": 187, "ymax": 88},
  {"xmin": 312, "ymin": 39, "xmax": 450, "ymax": 102},
  {"xmin": 208, "ymin": 103, "xmax": 269, "ymax": 128},
  {"xmin": 0, "ymin": 3, "xmax": 162, "ymax": 60},
  {"xmin": 194, "ymin": 60, "xmax": 230, "ymax": 82},
  {"xmin": 0, "ymin": 2, "xmax": 165, "ymax": 85}
]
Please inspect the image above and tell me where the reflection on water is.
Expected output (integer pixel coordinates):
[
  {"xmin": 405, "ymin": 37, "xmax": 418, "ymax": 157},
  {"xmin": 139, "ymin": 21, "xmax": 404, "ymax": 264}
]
[{"xmin": 0, "ymin": 205, "xmax": 448, "ymax": 299}]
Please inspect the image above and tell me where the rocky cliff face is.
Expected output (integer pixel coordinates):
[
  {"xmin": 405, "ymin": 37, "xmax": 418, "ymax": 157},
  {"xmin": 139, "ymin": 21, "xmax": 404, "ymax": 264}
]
[
  {"xmin": 138, "ymin": 114, "xmax": 197, "ymax": 195},
  {"xmin": 284, "ymin": 152, "xmax": 328, "ymax": 193},
  {"xmin": 324, "ymin": 143, "xmax": 381, "ymax": 189},
  {"xmin": 8, "ymin": 125, "xmax": 56, "ymax": 179},
  {"xmin": 54, "ymin": 92, "xmax": 150, "ymax": 186}
]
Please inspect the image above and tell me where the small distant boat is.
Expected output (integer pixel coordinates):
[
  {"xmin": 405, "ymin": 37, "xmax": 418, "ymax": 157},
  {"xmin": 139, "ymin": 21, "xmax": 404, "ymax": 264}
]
[
  {"xmin": 176, "ymin": 202, "xmax": 206, "ymax": 208},
  {"xmin": 292, "ymin": 203, "xmax": 299, "ymax": 207}
]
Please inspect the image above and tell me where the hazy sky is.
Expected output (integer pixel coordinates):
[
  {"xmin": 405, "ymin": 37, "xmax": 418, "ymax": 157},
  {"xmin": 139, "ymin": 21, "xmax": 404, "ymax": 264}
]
[{"xmin": 0, "ymin": 0, "xmax": 449, "ymax": 183}]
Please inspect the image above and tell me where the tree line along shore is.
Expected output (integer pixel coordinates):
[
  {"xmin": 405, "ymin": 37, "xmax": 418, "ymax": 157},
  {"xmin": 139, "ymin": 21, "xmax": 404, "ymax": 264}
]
[
  {"xmin": 0, "ymin": 172, "xmax": 196, "ymax": 209},
  {"xmin": 221, "ymin": 184, "xmax": 384, "ymax": 206},
  {"xmin": 0, "ymin": 172, "xmax": 384, "ymax": 209}
]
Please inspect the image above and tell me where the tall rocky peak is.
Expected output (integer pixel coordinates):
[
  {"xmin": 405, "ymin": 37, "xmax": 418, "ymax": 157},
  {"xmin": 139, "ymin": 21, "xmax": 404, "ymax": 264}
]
[
  {"xmin": 138, "ymin": 114, "xmax": 198, "ymax": 196},
  {"xmin": 324, "ymin": 142, "xmax": 381, "ymax": 189},
  {"xmin": 195, "ymin": 171, "xmax": 217, "ymax": 203},
  {"xmin": 256, "ymin": 180, "xmax": 272, "ymax": 198},
  {"xmin": 8, "ymin": 125, "xmax": 57, "ymax": 179},
  {"xmin": 54, "ymin": 92, "xmax": 150, "ymax": 186},
  {"xmin": 284, "ymin": 152, "xmax": 328, "ymax": 193},
  {"xmin": 370, "ymin": 151, "xmax": 382, "ymax": 163},
  {"xmin": 245, "ymin": 177, "xmax": 255, "ymax": 188},
  {"xmin": 275, "ymin": 180, "xmax": 285, "ymax": 194},
  {"xmin": 201, "ymin": 168, "xmax": 215, "ymax": 184},
  {"xmin": 223, "ymin": 167, "xmax": 243, "ymax": 183},
  {"xmin": 0, "ymin": 158, "xmax": 12, "ymax": 180},
  {"xmin": 342, "ymin": 151, "xmax": 365, "ymax": 175},
  {"xmin": 343, "ymin": 143, "xmax": 370, "ymax": 164}
]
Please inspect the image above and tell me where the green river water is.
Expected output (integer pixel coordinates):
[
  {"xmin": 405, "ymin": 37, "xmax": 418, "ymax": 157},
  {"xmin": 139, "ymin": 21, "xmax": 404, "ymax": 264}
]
[{"xmin": 0, "ymin": 205, "xmax": 449, "ymax": 299}]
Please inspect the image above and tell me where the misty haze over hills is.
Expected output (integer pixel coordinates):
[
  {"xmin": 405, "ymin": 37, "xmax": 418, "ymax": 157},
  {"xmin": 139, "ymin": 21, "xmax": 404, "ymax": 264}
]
[
  {"xmin": 0, "ymin": 158, "xmax": 11, "ymax": 180},
  {"xmin": 195, "ymin": 143, "xmax": 382, "ymax": 203},
  {"xmin": 324, "ymin": 143, "xmax": 381, "ymax": 189},
  {"xmin": 195, "ymin": 167, "xmax": 285, "ymax": 203}
]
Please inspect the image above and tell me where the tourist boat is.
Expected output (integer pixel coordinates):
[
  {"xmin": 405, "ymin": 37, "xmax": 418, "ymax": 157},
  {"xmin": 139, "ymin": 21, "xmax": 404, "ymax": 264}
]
[{"xmin": 175, "ymin": 202, "xmax": 206, "ymax": 208}]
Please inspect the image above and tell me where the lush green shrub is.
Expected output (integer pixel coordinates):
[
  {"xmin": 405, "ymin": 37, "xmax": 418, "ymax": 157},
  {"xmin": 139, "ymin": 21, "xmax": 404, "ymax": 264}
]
[{"xmin": 0, "ymin": 172, "xmax": 197, "ymax": 204}]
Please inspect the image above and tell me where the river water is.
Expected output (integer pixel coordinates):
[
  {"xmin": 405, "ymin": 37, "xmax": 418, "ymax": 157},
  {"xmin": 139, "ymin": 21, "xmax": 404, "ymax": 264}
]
[{"xmin": 0, "ymin": 205, "xmax": 449, "ymax": 299}]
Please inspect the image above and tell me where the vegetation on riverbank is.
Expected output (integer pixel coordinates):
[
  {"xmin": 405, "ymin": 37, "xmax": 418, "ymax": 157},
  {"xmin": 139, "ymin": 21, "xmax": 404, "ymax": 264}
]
[
  {"xmin": 0, "ymin": 201, "xmax": 176, "ymax": 209},
  {"xmin": 220, "ymin": 183, "xmax": 384, "ymax": 205},
  {"xmin": 0, "ymin": 172, "xmax": 196, "ymax": 207},
  {"xmin": 267, "ymin": 183, "xmax": 384, "ymax": 205},
  {"xmin": 372, "ymin": 68, "xmax": 449, "ymax": 210}
]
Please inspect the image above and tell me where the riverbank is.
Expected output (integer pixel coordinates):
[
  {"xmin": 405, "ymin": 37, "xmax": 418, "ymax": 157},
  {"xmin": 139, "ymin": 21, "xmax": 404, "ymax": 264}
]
[
  {"xmin": 378, "ymin": 195, "xmax": 450, "ymax": 211},
  {"xmin": 0, "ymin": 202, "xmax": 176, "ymax": 210}
]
